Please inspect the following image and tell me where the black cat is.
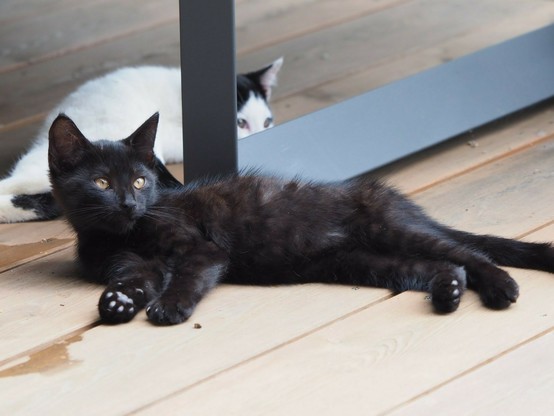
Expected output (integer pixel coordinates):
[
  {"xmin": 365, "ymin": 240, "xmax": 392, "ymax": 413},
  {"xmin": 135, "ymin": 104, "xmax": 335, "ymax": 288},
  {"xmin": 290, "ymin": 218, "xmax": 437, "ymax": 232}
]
[{"xmin": 48, "ymin": 113, "xmax": 554, "ymax": 325}]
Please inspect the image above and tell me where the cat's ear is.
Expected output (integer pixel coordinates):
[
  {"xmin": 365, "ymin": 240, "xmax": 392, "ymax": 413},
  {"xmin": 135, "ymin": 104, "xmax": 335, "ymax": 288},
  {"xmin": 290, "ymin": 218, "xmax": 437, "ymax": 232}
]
[
  {"xmin": 125, "ymin": 112, "xmax": 158, "ymax": 165},
  {"xmin": 247, "ymin": 57, "xmax": 283, "ymax": 101},
  {"xmin": 48, "ymin": 114, "xmax": 92, "ymax": 173}
]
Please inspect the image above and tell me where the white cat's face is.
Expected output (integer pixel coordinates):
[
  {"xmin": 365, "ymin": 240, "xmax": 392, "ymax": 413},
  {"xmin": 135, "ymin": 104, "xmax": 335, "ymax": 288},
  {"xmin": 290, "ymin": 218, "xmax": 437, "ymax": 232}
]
[{"xmin": 237, "ymin": 92, "xmax": 274, "ymax": 139}]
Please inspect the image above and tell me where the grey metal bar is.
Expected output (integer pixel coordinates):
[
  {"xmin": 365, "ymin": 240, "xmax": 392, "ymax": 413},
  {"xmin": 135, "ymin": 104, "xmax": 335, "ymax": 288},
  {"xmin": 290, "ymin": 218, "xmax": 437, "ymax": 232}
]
[
  {"xmin": 179, "ymin": 0, "xmax": 237, "ymax": 182},
  {"xmin": 238, "ymin": 24, "xmax": 554, "ymax": 181}
]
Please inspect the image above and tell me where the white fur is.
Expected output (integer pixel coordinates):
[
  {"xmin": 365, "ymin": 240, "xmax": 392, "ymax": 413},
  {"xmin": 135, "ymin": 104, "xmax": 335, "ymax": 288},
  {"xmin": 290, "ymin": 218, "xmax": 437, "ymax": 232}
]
[
  {"xmin": 0, "ymin": 60, "xmax": 282, "ymax": 223},
  {"xmin": 237, "ymin": 92, "xmax": 274, "ymax": 139}
]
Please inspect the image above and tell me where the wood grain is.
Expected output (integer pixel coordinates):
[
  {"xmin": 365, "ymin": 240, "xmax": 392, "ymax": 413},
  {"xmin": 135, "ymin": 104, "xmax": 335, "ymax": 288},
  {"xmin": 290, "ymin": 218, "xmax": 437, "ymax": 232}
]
[
  {"xmin": 271, "ymin": 4, "xmax": 554, "ymax": 122},
  {"xmin": 0, "ymin": 0, "xmax": 178, "ymax": 73}
]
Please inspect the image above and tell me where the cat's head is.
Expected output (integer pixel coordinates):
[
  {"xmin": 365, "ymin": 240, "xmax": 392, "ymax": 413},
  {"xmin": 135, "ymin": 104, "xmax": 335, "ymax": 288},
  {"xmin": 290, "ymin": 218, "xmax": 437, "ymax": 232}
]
[
  {"xmin": 48, "ymin": 113, "xmax": 161, "ymax": 234},
  {"xmin": 237, "ymin": 57, "xmax": 283, "ymax": 139}
]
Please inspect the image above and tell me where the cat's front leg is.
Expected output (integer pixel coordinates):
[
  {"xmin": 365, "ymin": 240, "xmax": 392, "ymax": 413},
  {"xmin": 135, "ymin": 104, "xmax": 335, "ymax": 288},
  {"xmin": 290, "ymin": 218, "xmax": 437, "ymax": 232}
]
[
  {"xmin": 146, "ymin": 242, "xmax": 229, "ymax": 325},
  {"xmin": 98, "ymin": 253, "xmax": 165, "ymax": 324}
]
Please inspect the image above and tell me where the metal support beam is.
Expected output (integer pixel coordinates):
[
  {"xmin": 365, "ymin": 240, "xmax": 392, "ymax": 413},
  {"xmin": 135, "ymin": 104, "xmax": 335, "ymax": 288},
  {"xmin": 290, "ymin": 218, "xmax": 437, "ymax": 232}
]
[{"xmin": 179, "ymin": 0, "xmax": 237, "ymax": 182}]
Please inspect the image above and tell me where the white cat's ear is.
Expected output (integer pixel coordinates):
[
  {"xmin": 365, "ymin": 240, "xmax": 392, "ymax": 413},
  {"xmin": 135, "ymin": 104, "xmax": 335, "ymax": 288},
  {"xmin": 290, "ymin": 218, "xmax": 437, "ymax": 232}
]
[
  {"xmin": 250, "ymin": 57, "xmax": 283, "ymax": 101},
  {"xmin": 125, "ymin": 112, "xmax": 159, "ymax": 165},
  {"xmin": 48, "ymin": 114, "xmax": 91, "ymax": 172}
]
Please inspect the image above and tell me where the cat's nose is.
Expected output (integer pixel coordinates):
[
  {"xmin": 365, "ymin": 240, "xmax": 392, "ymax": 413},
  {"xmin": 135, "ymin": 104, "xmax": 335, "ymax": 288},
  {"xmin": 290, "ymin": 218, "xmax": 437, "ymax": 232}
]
[{"xmin": 120, "ymin": 199, "xmax": 136, "ymax": 212}]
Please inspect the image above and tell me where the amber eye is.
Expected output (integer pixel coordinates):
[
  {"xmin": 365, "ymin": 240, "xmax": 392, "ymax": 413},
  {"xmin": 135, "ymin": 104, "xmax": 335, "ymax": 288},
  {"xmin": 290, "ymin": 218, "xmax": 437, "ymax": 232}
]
[
  {"xmin": 94, "ymin": 177, "xmax": 110, "ymax": 190},
  {"xmin": 264, "ymin": 117, "xmax": 273, "ymax": 128},
  {"xmin": 133, "ymin": 177, "xmax": 146, "ymax": 189},
  {"xmin": 237, "ymin": 118, "xmax": 248, "ymax": 129}
]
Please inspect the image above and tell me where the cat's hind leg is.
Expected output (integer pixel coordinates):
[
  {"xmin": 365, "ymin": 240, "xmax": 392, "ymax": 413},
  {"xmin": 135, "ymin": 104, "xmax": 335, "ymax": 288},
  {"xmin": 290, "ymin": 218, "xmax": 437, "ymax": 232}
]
[
  {"xmin": 430, "ymin": 265, "xmax": 467, "ymax": 313},
  {"xmin": 387, "ymin": 229, "xmax": 520, "ymax": 310},
  {"xmin": 301, "ymin": 250, "xmax": 468, "ymax": 313}
]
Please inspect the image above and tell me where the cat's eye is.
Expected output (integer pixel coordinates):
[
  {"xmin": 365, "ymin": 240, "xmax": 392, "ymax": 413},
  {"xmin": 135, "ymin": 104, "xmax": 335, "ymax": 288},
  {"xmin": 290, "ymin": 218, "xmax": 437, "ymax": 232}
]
[
  {"xmin": 94, "ymin": 177, "xmax": 110, "ymax": 190},
  {"xmin": 133, "ymin": 177, "xmax": 146, "ymax": 190},
  {"xmin": 264, "ymin": 117, "xmax": 273, "ymax": 128},
  {"xmin": 237, "ymin": 118, "xmax": 248, "ymax": 129}
]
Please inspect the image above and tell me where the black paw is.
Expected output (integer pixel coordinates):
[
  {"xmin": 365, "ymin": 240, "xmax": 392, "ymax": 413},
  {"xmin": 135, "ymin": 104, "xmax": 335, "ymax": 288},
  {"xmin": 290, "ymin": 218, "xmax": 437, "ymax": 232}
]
[
  {"xmin": 146, "ymin": 298, "xmax": 194, "ymax": 326},
  {"xmin": 431, "ymin": 267, "xmax": 467, "ymax": 314},
  {"xmin": 478, "ymin": 268, "xmax": 519, "ymax": 310},
  {"xmin": 98, "ymin": 283, "xmax": 146, "ymax": 324}
]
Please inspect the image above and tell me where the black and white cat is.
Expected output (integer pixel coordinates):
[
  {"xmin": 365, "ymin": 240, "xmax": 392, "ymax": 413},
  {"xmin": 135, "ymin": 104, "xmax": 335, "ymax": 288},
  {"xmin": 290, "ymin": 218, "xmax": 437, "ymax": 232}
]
[
  {"xmin": 0, "ymin": 58, "xmax": 283, "ymax": 223},
  {"xmin": 48, "ymin": 112, "xmax": 554, "ymax": 326}
]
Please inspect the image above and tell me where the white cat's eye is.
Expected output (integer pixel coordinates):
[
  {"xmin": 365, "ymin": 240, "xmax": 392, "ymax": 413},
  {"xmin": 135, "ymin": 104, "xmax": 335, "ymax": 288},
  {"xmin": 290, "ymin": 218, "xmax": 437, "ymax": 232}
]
[
  {"xmin": 133, "ymin": 177, "xmax": 146, "ymax": 190},
  {"xmin": 94, "ymin": 177, "xmax": 110, "ymax": 190},
  {"xmin": 264, "ymin": 117, "xmax": 273, "ymax": 128},
  {"xmin": 237, "ymin": 118, "xmax": 248, "ymax": 129}
]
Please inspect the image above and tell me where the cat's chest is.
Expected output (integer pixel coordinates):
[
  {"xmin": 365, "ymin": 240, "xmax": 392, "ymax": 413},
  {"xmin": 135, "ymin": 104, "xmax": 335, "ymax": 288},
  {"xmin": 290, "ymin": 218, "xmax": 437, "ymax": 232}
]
[{"xmin": 131, "ymin": 215, "xmax": 201, "ymax": 254}]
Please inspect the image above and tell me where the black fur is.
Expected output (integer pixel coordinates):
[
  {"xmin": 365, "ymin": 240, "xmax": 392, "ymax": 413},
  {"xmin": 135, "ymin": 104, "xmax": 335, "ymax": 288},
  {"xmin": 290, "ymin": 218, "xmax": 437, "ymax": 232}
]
[
  {"xmin": 12, "ymin": 192, "xmax": 61, "ymax": 220},
  {"xmin": 48, "ymin": 114, "xmax": 554, "ymax": 325},
  {"xmin": 237, "ymin": 69, "xmax": 268, "ymax": 105}
]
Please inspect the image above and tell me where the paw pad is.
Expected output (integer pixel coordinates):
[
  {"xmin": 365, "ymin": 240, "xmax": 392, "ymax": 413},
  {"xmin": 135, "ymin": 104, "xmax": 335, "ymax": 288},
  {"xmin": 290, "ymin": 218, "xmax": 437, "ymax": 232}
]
[
  {"xmin": 431, "ymin": 268, "xmax": 467, "ymax": 314},
  {"xmin": 98, "ymin": 287, "xmax": 141, "ymax": 324}
]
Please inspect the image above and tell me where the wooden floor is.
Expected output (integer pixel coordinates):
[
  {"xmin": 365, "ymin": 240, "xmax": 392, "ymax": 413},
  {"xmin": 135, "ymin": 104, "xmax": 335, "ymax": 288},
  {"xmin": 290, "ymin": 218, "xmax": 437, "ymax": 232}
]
[{"xmin": 2, "ymin": 0, "xmax": 554, "ymax": 414}]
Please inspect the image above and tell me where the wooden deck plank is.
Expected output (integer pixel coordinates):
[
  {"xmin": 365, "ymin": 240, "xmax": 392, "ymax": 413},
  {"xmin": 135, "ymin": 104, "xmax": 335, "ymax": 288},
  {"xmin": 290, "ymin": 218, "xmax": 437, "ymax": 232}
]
[
  {"xmin": 0, "ymin": 0, "xmax": 177, "ymax": 73},
  {"xmin": 0, "ymin": 22, "xmax": 180, "ymax": 127},
  {"xmin": 0, "ymin": 220, "xmax": 74, "ymax": 272},
  {"xmin": 236, "ymin": 0, "xmax": 411, "ymax": 54},
  {"xmin": 0, "ymin": 284, "xmax": 390, "ymax": 414},
  {"xmin": 0, "ymin": 0, "xmax": 107, "ymax": 25},
  {"xmin": 238, "ymin": 0, "xmax": 545, "ymax": 99},
  {"xmin": 0, "ymin": 238, "xmax": 73, "ymax": 274},
  {"xmin": 271, "ymin": 4, "xmax": 554, "ymax": 122},
  {"xmin": 1, "ymin": 135, "xmax": 553, "ymax": 414},
  {"xmin": 413, "ymin": 139, "xmax": 554, "ymax": 238},
  {"xmin": 387, "ymin": 331, "xmax": 554, "ymax": 416},
  {"xmin": 0, "ymin": 220, "xmax": 73, "ymax": 245},
  {"xmin": 0, "ymin": 248, "xmax": 100, "ymax": 364}
]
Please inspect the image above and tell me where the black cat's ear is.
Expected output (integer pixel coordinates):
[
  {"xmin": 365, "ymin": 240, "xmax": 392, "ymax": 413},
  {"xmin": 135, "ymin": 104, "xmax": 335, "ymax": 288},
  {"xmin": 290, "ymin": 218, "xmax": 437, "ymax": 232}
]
[
  {"xmin": 247, "ymin": 57, "xmax": 283, "ymax": 101},
  {"xmin": 48, "ymin": 114, "xmax": 92, "ymax": 173},
  {"xmin": 125, "ymin": 112, "xmax": 158, "ymax": 165}
]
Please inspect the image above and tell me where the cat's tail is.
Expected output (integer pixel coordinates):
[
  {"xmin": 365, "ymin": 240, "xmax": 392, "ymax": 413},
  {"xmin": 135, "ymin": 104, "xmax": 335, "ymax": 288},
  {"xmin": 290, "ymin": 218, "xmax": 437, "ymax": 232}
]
[
  {"xmin": 0, "ymin": 192, "xmax": 61, "ymax": 222},
  {"xmin": 444, "ymin": 228, "xmax": 554, "ymax": 273}
]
